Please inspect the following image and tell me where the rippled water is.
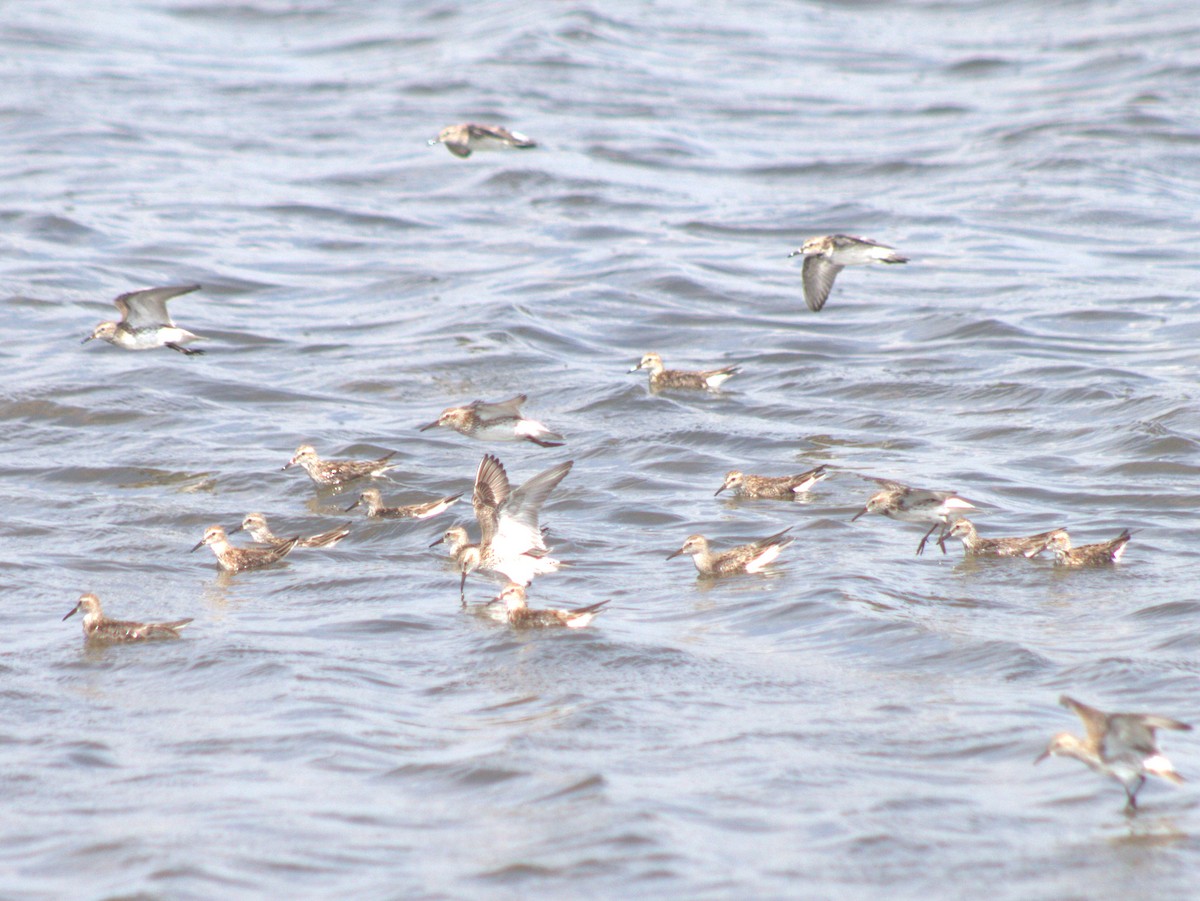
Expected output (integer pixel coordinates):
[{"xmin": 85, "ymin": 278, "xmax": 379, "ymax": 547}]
[{"xmin": 4, "ymin": 0, "xmax": 1200, "ymax": 897}]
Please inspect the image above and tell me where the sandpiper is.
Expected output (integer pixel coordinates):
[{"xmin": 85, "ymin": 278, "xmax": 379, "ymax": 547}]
[
  {"xmin": 668, "ymin": 528, "xmax": 794, "ymax": 576},
  {"xmin": 629, "ymin": 352, "xmax": 740, "ymax": 391},
  {"xmin": 419, "ymin": 394, "xmax": 563, "ymax": 447},
  {"xmin": 1044, "ymin": 529, "xmax": 1132, "ymax": 567},
  {"xmin": 938, "ymin": 519, "xmax": 1065, "ymax": 558},
  {"xmin": 788, "ymin": 235, "xmax": 908, "ymax": 312},
  {"xmin": 429, "ymin": 123, "xmax": 537, "ymax": 158},
  {"xmin": 346, "ymin": 488, "xmax": 462, "ymax": 520},
  {"xmin": 62, "ymin": 592, "xmax": 192, "ymax": 642},
  {"xmin": 82, "ymin": 284, "xmax": 205, "ymax": 354},
  {"xmin": 495, "ymin": 583, "xmax": 608, "ymax": 629},
  {"xmin": 434, "ymin": 526, "xmax": 564, "ymax": 600},
  {"xmin": 715, "ymin": 466, "xmax": 828, "ymax": 500},
  {"xmin": 1036, "ymin": 694, "xmax": 1191, "ymax": 812},
  {"xmin": 434, "ymin": 454, "xmax": 572, "ymax": 596},
  {"xmin": 851, "ymin": 479, "xmax": 977, "ymax": 555},
  {"xmin": 191, "ymin": 525, "xmax": 300, "ymax": 573},
  {"xmin": 233, "ymin": 512, "xmax": 351, "ymax": 549},
  {"xmin": 284, "ymin": 444, "xmax": 398, "ymax": 487}
]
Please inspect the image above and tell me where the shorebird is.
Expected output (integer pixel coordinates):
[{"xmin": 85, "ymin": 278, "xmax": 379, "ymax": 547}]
[
  {"xmin": 667, "ymin": 528, "xmax": 794, "ymax": 576},
  {"xmin": 82, "ymin": 284, "xmax": 205, "ymax": 354},
  {"xmin": 233, "ymin": 512, "xmax": 350, "ymax": 549},
  {"xmin": 1036, "ymin": 694, "xmax": 1191, "ymax": 811},
  {"xmin": 429, "ymin": 123, "xmax": 537, "ymax": 158},
  {"xmin": 346, "ymin": 488, "xmax": 461, "ymax": 520},
  {"xmin": 62, "ymin": 593, "xmax": 192, "ymax": 642},
  {"xmin": 434, "ymin": 454, "xmax": 572, "ymax": 597},
  {"xmin": 434, "ymin": 526, "xmax": 564, "ymax": 600},
  {"xmin": 715, "ymin": 466, "xmax": 828, "ymax": 500},
  {"xmin": 629, "ymin": 352, "xmax": 740, "ymax": 391},
  {"xmin": 938, "ymin": 519, "xmax": 1065, "ymax": 558},
  {"xmin": 1044, "ymin": 529, "xmax": 1132, "ymax": 567},
  {"xmin": 284, "ymin": 444, "xmax": 398, "ymax": 487},
  {"xmin": 191, "ymin": 525, "xmax": 299, "ymax": 573},
  {"xmin": 788, "ymin": 235, "xmax": 908, "ymax": 312},
  {"xmin": 851, "ymin": 479, "xmax": 977, "ymax": 555},
  {"xmin": 495, "ymin": 583, "xmax": 608, "ymax": 629},
  {"xmin": 419, "ymin": 394, "xmax": 563, "ymax": 447}
]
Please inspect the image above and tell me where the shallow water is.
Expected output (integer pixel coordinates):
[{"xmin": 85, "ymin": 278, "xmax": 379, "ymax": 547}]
[{"xmin": 4, "ymin": 0, "xmax": 1200, "ymax": 897}]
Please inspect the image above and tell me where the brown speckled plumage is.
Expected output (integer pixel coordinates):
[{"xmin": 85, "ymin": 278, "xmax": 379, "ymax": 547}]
[
  {"xmin": 940, "ymin": 519, "xmax": 1064, "ymax": 558},
  {"xmin": 715, "ymin": 467, "xmax": 828, "ymax": 499},
  {"xmin": 497, "ymin": 584, "xmax": 608, "ymax": 629},
  {"xmin": 284, "ymin": 444, "xmax": 398, "ymax": 487},
  {"xmin": 667, "ymin": 528, "xmax": 794, "ymax": 576},
  {"xmin": 1045, "ymin": 529, "xmax": 1132, "ymax": 566},
  {"xmin": 347, "ymin": 488, "xmax": 461, "ymax": 520},
  {"xmin": 63, "ymin": 593, "xmax": 192, "ymax": 642},
  {"xmin": 629, "ymin": 352, "xmax": 740, "ymax": 391},
  {"xmin": 191, "ymin": 525, "xmax": 299, "ymax": 573},
  {"xmin": 235, "ymin": 512, "xmax": 350, "ymax": 549}
]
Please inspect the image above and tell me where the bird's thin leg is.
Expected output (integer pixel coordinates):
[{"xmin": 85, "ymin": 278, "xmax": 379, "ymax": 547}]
[
  {"xmin": 1123, "ymin": 776, "xmax": 1145, "ymax": 814},
  {"xmin": 915, "ymin": 522, "xmax": 940, "ymax": 556},
  {"xmin": 167, "ymin": 343, "xmax": 205, "ymax": 356}
]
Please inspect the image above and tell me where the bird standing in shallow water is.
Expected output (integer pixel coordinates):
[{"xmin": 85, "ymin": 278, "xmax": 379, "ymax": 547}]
[
  {"xmin": 283, "ymin": 445, "xmax": 399, "ymax": 488},
  {"xmin": 495, "ymin": 584, "xmax": 608, "ymax": 629},
  {"xmin": 668, "ymin": 528, "xmax": 794, "ymax": 576},
  {"xmin": 63, "ymin": 593, "xmax": 192, "ymax": 642},
  {"xmin": 191, "ymin": 525, "xmax": 300, "ymax": 573},
  {"xmin": 629, "ymin": 352, "xmax": 740, "ymax": 391},
  {"xmin": 715, "ymin": 467, "xmax": 828, "ymax": 500},
  {"xmin": 938, "ymin": 519, "xmax": 1065, "ymax": 558},
  {"xmin": 788, "ymin": 235, "xmax": 908, "ymax": 312},
  {"xmin": 82, "ymin": 284, "xmax": 206, "ymax": 354},
  {"xmin": 1036, "ymin": 694, "xmax": 1191, "ymax": 812},
  {"xmin": 346, "ymin": 488, "xmax": 461, "ymax": 520},
  {"xmin": 234, "ymin": 512, "xmax": 350, "ymax": 549},
  {"xmin": 1044, "ymin": 529, "xmax": 1132, "ymax": 566}
]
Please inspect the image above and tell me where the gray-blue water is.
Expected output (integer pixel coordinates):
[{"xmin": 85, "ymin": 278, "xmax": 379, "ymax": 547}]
[{"xmin": 4, "ymin": 1, "xmax": 1200, "ymax": 897}]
